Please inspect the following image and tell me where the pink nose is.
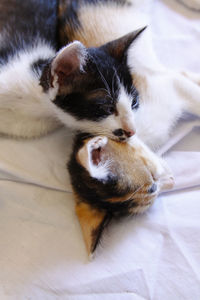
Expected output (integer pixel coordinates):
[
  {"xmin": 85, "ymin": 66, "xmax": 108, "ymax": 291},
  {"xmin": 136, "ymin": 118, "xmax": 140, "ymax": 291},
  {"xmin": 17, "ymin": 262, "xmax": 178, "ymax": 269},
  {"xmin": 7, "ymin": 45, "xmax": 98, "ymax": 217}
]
[{"xmin": 124, "ymin": 129, "xmax": 135, "ymax": 138}]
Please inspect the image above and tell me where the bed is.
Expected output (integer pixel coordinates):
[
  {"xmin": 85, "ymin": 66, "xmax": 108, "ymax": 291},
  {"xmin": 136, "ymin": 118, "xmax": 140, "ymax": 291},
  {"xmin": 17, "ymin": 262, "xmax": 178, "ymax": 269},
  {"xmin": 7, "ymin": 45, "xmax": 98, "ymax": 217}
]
[{"xmin": 0, "ymin": 0, "xmax": 200, "ymax": 299}]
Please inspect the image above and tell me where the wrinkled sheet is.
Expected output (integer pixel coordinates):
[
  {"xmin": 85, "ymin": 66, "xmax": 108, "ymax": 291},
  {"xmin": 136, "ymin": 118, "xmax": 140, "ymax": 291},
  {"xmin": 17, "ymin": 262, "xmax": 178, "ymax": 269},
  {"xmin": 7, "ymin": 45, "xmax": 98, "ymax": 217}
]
[{"xmin": 0, "ymin": 0, "xmax": 200, "ymax": 299}]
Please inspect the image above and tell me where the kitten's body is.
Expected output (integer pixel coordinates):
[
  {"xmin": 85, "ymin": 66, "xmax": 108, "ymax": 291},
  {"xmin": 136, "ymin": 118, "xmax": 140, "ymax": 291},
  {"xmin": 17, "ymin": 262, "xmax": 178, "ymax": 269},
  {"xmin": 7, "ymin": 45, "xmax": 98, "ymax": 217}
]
[
  {"xmin": 0, "ymin": 0, "xmax": 145, "ymax": 140},
  {"xmin": 68, "ymin": 133, "xmax": 174, "ymax": 255},
  {"xmin": 59, "ymin": 0, "xmax": 200, "ymax": 149}
]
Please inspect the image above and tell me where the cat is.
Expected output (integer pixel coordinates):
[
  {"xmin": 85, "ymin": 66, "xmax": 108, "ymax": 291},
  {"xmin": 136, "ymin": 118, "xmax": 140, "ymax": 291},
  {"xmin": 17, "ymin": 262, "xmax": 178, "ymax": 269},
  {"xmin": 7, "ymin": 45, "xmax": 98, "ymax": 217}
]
[
  {"xmin": 58, "ymin": 0, "xmax": 200, "ymax": 150},
  {"xmin": 68, "ymin": 133, "xmax": 174, "ymax": 255},
  {"xmin": 0, "ymin": 0, "xmax": 146, "ymax": 141},
  {"xmin": 58, "ymin": 0, "xmax": 200, "ymax": 255}
]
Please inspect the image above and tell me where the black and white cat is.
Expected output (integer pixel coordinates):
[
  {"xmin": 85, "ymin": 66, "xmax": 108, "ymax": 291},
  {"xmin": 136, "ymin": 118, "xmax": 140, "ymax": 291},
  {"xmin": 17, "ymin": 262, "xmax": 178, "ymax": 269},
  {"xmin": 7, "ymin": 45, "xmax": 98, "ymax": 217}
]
[
  {"xmin": 0, "ymin": 0, "xmax": 199, "ymax": 146},
  {"xmin": 58, "ymin": 0, "xmax": 200, "ymax": 150},
  {"xmin": 0, "ymin": 0, "xmax": 145, "ymax": 140}
]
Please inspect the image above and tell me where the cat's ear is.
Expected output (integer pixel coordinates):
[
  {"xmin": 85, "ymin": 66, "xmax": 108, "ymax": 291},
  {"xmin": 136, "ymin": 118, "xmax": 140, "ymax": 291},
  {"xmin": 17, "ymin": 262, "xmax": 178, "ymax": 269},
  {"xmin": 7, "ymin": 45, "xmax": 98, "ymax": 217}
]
[
  {"xmin": 101, "ymin": 27, "xmax": 147, "ymax": 62},
  {"xmin": 50, "ymin": 41, "xmax": 87, "ymax": 88},
  {"xmin": 75, "ymin": 201, "xmax": 111, "ymax": 257}
]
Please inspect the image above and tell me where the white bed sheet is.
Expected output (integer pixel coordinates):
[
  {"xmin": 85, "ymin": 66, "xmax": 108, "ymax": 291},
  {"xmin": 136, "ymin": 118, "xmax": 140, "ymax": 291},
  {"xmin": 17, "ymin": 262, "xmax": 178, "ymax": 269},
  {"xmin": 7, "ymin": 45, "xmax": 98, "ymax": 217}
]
[{"xmin": 0, "ymin": 0, "xmax": 200, "ymax": 299}]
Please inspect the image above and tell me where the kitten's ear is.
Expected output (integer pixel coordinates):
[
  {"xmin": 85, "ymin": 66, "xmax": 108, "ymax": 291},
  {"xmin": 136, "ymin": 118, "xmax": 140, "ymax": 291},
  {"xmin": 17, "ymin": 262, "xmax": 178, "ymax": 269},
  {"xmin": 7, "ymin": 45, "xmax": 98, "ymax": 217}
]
[
  {"xmin": 76, "ymin": 201, "xmax": 111, "ymax": 256},
  {"xmin": 101, "ymin": 27, "xmax": 147, "ymax": 62},
  {"xmin": 51, "ymin": 41, "xmax": 87, "ymax": 88}
]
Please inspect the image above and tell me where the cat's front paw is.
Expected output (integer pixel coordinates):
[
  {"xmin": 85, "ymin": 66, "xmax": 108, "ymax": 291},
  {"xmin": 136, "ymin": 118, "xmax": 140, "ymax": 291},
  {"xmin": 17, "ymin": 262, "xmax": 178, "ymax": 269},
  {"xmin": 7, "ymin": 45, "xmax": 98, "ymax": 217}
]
[
  {"xmin": 181, "ymin": 71, "xmax": 200, "ymax": 86},
  {"xmin": 156, "ymin": 158, "xmax": 174, "ymax": 192}
]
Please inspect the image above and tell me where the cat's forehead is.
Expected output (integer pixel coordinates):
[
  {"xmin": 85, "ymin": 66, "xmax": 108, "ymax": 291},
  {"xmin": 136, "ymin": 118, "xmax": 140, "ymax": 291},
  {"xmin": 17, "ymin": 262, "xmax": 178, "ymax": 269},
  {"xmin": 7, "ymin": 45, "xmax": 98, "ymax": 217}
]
[{"xmin": 86, "ymin": 47, "xmax": 133, "ymax": 87}]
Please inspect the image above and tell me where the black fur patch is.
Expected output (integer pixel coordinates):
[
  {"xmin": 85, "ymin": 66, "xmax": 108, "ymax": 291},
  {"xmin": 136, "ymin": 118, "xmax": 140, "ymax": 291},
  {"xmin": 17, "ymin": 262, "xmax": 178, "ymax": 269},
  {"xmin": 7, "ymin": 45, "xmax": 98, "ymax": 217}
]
[
  {"xmin": 91, "ymin": 212, "xmax": 112, "ymax": 253},
  {"xmin": 58, "ymin": 0, "xmax": 81, "ymax": 46},
  {"xmin": 0, "ymin": 0, "xmax": 58, "ymax": 66},
  {"xmin": 32, "ymin": 58, "xmax": 50, "ymax": 77},
  {"xmin": 53, "ymin": 47, "xmax": 138, "ymax": 121}
]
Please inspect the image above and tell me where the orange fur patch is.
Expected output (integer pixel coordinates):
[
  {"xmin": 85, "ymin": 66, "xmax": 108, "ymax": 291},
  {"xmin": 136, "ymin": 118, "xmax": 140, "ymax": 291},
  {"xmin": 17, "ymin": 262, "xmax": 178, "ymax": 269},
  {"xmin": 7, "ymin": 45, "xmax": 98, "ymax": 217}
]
[{"xmin": 75, "ymin": 200, "xmax": 106, "ymax": 255}]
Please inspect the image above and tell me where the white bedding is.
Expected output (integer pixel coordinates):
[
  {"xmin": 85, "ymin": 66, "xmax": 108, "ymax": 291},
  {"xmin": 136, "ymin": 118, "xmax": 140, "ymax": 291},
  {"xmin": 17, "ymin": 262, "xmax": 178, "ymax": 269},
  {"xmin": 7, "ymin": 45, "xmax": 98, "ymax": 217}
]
[{"xmin": 0, "ymin": 0, "xmax": 200, "ymax": 299}]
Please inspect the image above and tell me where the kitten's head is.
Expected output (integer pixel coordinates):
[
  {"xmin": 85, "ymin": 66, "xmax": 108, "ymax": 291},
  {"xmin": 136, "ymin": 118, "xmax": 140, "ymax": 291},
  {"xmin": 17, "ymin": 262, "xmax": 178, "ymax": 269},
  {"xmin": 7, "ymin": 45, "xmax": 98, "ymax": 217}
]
[
  {"xmin": 40, "ymin": 28, "xmax": 146, "ymax": 141},
  {"xmin": 68, "ymin": 134, "xmax": 174, "ymax": 256}
]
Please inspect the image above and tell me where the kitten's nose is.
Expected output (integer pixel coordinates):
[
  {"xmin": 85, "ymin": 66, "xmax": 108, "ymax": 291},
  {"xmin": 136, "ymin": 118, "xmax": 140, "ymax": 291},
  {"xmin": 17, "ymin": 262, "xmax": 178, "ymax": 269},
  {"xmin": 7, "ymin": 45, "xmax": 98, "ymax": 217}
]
[
  {"xmin": 113, "ymin": 128, "xmax": 135, "ymax": 138},
  {"xmin": 124, "ymin": 130, "xmax": 135, "ymax": 138},
  {"xmin": 148, "ymin": 183, "xmax": 157, "ymax": 194}
]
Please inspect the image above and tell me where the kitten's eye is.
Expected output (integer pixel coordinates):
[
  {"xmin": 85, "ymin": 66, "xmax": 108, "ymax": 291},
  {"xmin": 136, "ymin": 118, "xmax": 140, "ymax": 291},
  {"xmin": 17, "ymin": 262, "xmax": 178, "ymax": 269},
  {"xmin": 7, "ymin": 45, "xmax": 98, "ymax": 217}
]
[{"xmin": 131, "ymin": 96, "xmax": 139, "ymax": 109}]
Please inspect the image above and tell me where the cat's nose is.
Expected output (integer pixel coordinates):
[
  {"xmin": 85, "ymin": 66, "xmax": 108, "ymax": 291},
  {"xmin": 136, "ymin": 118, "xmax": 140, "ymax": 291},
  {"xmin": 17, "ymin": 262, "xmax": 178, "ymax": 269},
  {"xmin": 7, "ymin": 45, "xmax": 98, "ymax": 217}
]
[
  {"xmin": 147, "ymin": 183, "xmax": 157, "ymax": 194},
  {"xmin": 113, "ymin": 128, "xmax": 135, "ymax": 138},
  {"xmin": 113, "ymin": 129, "xmax": 124, "ymax": 137},
  {"xmin": 124, "ymin": 129, "xmax": 135, "ymax": 138}
]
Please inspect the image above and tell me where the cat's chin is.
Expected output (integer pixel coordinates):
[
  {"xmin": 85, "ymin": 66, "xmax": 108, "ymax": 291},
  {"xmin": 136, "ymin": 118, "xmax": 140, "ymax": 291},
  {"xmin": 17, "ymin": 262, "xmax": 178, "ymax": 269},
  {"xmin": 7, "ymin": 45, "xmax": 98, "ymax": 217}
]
[{"xmin": 110, "ymin": 136, "xmax": 130, "ymax": 143}]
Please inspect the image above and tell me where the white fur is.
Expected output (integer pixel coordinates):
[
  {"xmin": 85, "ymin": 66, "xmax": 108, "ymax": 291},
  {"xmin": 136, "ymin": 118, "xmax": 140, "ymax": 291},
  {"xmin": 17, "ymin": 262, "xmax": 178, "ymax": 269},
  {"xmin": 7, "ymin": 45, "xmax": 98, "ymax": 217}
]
[
  {"xmin": 128, "ymin": 30, "xmax": 200, "ymax": 149},
  {"xmin": 116, "ymin": 85, "xmax": 136, "ymax": 133},
  {"xmin": 0, "ymin": 42, "xmax": 62, "ymax": 137},
  {"xmin": 0, "ymin": 41, "xmax": 88, "ymax": 138},
  {"xmin": 85, "ymin": 136, "xmax": 110, "ymax": 180}
]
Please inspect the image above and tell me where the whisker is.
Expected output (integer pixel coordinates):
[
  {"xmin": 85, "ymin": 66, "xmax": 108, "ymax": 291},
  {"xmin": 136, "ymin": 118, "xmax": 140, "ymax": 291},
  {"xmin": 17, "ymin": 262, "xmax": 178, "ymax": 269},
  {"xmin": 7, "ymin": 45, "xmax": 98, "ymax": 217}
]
[
  {"xmin": 91, "ymin": 88, "xmax": 110, "ymax": 94},
  {"xmin": 129, "ymin": 184, "xmax": 146, "ymax": 198},
  {"xmin": 112, "ymin": 67, "xmax": 120, "ymax": 98},
  {"xmin": 94, "ymin": 62, "xmax": 112, "ymax": 98}
]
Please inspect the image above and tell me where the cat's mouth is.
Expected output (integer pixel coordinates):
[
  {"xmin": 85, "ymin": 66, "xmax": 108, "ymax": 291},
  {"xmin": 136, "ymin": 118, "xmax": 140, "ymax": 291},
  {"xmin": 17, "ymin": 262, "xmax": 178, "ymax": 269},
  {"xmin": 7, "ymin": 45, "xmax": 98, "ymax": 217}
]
[{"xmin": 111, "ymin": 135, "xmax": 129, "ymax": 143}]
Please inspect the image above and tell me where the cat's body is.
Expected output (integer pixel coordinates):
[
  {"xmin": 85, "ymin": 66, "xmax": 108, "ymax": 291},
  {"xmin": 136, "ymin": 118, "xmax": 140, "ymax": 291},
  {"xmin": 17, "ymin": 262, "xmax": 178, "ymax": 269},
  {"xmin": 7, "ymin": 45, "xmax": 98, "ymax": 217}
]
[
  {"xmin": 1, "ymin": 0, "xmax": 199, "ymax": 144},
  {"xmin": 59, "ymin": 0, "xmax": 200, "ymax": 150},
  {"xmin": 0, "ymin": 0, "xmax": 146, "ymax": 141},
  {"xmin": 0, "ymin": 0, "xmax": 61, "ymax": 137}
]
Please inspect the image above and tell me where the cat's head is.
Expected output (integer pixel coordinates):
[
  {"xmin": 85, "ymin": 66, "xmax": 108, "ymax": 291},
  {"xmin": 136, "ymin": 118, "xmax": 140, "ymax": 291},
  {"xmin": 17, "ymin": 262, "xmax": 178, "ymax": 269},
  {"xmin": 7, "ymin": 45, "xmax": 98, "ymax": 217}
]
[
  {"xmin": 40, "ymin": 28, "xmax": 146, "ymax": 141},
  {"xmin": 68, "ymin": 134, "xmax": 174, "ymax": 256}
]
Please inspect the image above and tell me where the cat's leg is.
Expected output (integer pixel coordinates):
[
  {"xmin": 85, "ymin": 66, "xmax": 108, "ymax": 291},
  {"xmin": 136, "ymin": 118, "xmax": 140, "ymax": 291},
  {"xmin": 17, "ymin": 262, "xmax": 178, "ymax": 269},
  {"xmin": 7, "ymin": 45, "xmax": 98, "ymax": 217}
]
[
  {"xmin": 173, "ymin": 72, "xmax": 200, "ymax": 117},
  {"xmin": 181, "ymin": 71, "xmax": 200, "ymax": 86}
]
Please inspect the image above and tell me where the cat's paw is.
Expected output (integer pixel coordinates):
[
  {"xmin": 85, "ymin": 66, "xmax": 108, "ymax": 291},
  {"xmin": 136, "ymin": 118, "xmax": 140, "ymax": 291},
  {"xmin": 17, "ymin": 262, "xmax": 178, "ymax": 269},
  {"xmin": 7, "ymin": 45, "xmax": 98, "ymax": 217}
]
[
  {"xmin": 156, "ymin": 158, "xmax": 174, "ymax": 191},
  {"xmin": 143, "ymin": 153, "xmax": 174, "ymax": 192}
]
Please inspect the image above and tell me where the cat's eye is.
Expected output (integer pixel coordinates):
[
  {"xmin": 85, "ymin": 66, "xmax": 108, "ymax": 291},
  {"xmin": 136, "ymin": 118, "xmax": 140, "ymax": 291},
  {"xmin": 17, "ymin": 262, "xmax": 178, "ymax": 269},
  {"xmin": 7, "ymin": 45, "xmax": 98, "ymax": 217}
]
[{"xmin": 131, "ymin": 96, "xmax": 139, "ymax": 109}]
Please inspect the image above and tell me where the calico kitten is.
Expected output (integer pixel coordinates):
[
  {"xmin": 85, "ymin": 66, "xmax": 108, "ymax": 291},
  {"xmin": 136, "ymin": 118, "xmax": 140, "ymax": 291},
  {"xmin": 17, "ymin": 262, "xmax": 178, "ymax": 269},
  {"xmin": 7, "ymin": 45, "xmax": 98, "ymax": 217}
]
[
  {"xmin": 0, "ymin": 0, "xmax": 145, "ymax": 140},
  {"xmin": 58, "ymin": 0, "xmax": 200, "ymax": 150},
  {"xmin": 68, "ymin": 133, "xmax": 174, "ymax": 255}
]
